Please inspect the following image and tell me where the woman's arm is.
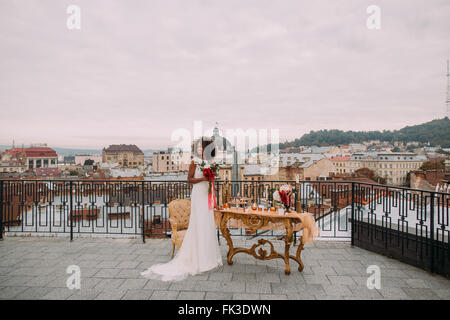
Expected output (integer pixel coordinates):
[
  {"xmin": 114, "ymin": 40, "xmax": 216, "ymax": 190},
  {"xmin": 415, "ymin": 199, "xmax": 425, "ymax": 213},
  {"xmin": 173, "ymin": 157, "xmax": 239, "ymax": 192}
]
[{"xmin": 187, "ymin": 160, "xmax": 208, "ymax": 184}]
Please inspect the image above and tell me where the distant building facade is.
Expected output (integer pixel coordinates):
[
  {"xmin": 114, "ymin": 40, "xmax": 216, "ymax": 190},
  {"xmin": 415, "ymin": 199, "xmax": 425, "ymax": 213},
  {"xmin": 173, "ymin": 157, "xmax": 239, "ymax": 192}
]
[
  {"xmin": 217, "ymin": 164, "xmax": 234, "ymax": 181},
  {"xmin": 242, "ymin": 164, "xmax": 264, "ymax": 181},
  {"xmin": 265, "ymin": 153, "xmax": 334, "ymax": 181},
  {"xmin": 152, "ymin": 151, "xmax": 189, "ymax": 173},
  {"xmin": 349, "ymin": 152, "xmax": 427, "ymax": 185},
  {"xmin": 330, "ymin": 155, "xmax": 352, "ymax": 174},
  {"xmin": 0, "ymin": 159, "xmax": 27, "ymax": 174},
  {"xmin": 102, "ymin": 144, "xmax": 144, "ymax": 168}
]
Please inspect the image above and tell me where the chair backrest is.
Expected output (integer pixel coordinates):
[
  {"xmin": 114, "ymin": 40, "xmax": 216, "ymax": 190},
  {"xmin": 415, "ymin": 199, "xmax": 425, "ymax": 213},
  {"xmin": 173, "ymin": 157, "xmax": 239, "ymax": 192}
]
[{"xmin": 168, "ymin": 199, "xmax": 191, "ymax": 230}]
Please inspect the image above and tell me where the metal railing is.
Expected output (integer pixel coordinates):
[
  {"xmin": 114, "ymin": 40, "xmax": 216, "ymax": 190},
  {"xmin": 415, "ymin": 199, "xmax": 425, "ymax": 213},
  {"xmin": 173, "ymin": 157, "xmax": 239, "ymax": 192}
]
[
  {"xmin": 351, "ymin": 182, "xmax": 449, "ymax": 276},
  {"xmin": 0, "ymin": 179, "xmax": 448, "ymax": 276},
  {"xmin": 0, "ymin": 179, "xmax": 352, "ymax": 240}
]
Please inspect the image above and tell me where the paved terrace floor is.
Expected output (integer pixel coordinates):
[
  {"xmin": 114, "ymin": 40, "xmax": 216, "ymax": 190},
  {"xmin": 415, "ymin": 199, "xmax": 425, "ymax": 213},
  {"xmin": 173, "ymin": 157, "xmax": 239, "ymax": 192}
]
[{"xmin": 0, "ymin": 236, "xmax": 448, "ymax": 300}]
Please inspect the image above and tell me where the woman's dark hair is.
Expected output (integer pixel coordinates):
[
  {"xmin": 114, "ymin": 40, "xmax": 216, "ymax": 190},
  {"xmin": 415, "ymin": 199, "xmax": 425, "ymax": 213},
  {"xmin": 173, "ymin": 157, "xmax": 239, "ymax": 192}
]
[{"xmin": 192, "ymin": 137, "xmax": 216, "ymax": 159}]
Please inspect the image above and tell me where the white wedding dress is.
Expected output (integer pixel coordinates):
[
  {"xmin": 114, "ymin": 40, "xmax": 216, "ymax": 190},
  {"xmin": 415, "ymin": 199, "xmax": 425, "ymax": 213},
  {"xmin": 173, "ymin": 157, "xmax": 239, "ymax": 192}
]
[{"xmin": 140, "ymin": 162, "xmax": 223, "ymax": 281}]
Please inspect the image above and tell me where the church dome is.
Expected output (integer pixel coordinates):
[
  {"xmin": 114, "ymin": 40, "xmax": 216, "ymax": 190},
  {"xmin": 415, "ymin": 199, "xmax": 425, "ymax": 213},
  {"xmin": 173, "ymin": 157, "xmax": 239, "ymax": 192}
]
[{"xmin": 211, "ymin": 125, "xmax": 233, "ymax": 152}]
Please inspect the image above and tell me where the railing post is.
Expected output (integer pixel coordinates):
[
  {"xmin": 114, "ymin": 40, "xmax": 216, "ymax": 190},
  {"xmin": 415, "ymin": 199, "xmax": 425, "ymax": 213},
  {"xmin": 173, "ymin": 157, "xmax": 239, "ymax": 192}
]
[
  {"xmin": 351, "ymin": 182, "xmax": 355, "ymax": 246},
  {"xmin": 142, "ymin": 181, "xmax": 145, "ymax": 243},
  {"xmin": 69, "ymin": 181, "xmax": 73, "ymax": 241},
  {"xmin": 294, "ymin": 181, "xmax": 300, "ymax": 245},
  {"xmin": 0, "ymin": 180, "xmax": 4, "ymax": 240},
  {"xmin": 429, "ymin": 191, "xmax": 435, "ymax": 274}
]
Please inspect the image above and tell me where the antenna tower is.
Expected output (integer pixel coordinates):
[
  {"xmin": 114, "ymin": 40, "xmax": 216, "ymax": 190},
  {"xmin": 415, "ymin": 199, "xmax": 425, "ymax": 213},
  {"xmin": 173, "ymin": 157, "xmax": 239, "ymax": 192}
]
[{"xmin": 447, "ymin": 59, "xmax": 450, "ymax": 116}]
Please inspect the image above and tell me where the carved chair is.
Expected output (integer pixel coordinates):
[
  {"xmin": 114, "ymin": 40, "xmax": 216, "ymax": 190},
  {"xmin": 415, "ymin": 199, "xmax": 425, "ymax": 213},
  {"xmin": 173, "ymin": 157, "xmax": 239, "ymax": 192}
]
[{"xmin": 168, "ymin": 199, "xmax": 191, "ymax": 257}]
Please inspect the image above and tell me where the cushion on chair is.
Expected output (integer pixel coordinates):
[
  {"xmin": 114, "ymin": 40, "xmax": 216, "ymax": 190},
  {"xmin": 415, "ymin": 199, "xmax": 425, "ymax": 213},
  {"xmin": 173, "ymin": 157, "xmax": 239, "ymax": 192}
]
[{"xmin": 168, "ymin": 199, "xmax": 191, "ymax": 231}]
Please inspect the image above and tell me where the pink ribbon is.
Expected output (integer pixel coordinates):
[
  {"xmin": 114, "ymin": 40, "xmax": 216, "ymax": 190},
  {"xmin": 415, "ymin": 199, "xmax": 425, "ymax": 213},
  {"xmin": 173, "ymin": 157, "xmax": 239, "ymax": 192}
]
[{"xmin": 208, "ymin": 180, "xmax": 216, "ymax": 210}]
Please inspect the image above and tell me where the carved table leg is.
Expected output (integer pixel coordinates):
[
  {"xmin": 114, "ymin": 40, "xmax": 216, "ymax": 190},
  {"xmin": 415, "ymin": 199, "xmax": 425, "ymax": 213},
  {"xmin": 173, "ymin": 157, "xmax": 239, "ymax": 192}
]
[
  {"xmin": 296, "ymin": 240, "xmax": 305, "ymax": 272},
  {"xmin": 283, "ymin": 220, "xmax": 294, "ymax": 275},
  {"xmin": 220, "ymin": 213, "xmax": 234, "ymax": 265},
  {"xmin": 287, "ymin": 236, "xmax": 305, "ymax": 272},
  {"xmin": 284, "ymin": 242, "xmax": 291, "ymax": 275},
  {"xmin": 283, "ymin": 220, "xmax": 306, "ymax": 273}
]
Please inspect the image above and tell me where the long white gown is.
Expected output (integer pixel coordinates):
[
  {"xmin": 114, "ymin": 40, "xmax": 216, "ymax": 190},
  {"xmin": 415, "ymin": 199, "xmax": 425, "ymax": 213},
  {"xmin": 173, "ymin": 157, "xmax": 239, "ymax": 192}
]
[{"xmin": 140, "ymin": 163, "xmax": 223, "ymax": 281}]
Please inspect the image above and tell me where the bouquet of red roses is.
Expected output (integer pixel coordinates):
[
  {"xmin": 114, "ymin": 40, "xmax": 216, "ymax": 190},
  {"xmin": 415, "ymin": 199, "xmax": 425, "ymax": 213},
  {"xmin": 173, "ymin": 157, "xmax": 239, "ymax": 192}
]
[{"xmin": 201, "ymin": 163, "xmax": 219, "ymax": 193}]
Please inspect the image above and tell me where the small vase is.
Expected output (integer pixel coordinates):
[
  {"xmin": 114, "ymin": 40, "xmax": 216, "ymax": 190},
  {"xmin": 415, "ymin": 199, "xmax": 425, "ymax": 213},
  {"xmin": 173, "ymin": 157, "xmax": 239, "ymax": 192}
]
[{"xmin": 284, "ymin": 204, "xmax": 290, "ymax": 214}]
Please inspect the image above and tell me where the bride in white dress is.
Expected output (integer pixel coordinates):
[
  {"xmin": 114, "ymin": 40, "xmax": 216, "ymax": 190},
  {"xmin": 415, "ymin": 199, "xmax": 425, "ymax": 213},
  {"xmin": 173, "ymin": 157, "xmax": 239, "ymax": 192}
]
[{"xmin": 141, "ymin": 137, "xmax": 223, "ymax": 281}]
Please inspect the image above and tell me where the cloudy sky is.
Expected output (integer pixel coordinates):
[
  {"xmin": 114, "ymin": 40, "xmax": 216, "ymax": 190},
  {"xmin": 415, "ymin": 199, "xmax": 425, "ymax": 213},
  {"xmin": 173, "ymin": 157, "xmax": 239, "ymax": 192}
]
[{"xmin": 0, "ymin": 0, "xmax": 449, "ymax": 149}]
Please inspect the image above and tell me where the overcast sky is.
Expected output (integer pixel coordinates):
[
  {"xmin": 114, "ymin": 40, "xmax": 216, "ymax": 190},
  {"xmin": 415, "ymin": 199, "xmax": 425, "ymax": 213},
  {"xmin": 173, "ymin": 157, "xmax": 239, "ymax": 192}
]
[{"xmin": 0, "ymin": 0, "xmax": 449, "ymax": 149}]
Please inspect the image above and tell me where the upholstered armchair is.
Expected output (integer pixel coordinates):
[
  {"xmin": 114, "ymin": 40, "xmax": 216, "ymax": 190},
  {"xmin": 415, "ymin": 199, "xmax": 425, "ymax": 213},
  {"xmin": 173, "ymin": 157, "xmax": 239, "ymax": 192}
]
[{"xmin": 168, "ymin": 199, "xmax": 191, "ymax": 258}]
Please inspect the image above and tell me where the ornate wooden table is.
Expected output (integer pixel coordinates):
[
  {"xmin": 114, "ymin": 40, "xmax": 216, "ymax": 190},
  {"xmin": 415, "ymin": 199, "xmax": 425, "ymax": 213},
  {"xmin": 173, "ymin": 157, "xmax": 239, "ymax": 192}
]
[{"xmin": 218, "ymin": 208, "xmax": 305, "ymax": 275}]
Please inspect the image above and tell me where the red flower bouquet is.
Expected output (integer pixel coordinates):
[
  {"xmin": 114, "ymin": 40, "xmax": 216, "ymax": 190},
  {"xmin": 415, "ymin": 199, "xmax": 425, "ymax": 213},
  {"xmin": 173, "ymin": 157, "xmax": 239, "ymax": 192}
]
[{"xmin": 273, "ymin": 184, "xmax": 293, "ymax": 213}]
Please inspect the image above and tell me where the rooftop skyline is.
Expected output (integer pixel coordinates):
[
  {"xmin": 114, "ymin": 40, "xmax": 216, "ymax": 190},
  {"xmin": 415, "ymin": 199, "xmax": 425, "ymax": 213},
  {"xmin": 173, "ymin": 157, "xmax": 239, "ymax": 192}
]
[{"xmin": 1, "ymin": 0, "xmax": 449, "ymax": 149}]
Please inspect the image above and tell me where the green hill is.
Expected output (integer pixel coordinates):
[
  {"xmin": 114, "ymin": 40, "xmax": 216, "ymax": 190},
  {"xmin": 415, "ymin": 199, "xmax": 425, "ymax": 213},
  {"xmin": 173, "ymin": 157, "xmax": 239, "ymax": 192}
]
[{"xmin": 280, "ymin": 117, "xmax": 450, "ymax": 148}]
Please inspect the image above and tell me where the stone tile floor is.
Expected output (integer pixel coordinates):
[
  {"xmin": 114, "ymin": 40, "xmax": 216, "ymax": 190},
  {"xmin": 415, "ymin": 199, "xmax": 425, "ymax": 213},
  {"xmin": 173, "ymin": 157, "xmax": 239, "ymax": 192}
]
[{"xmin": 0, "ymin": 237, "xmax": 448, "ymax": 300}]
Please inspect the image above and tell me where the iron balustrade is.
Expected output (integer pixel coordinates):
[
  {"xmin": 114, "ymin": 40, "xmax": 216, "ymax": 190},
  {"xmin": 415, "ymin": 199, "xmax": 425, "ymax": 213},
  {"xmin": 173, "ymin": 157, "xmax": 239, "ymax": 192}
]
[{"xmin": 0, "ymin": 179, "xmax": 448, "ymax": 276}]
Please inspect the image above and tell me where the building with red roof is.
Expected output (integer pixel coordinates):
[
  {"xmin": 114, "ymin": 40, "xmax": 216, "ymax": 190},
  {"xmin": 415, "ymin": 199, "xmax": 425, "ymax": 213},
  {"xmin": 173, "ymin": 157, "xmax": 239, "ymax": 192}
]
[{"xmin": 5, "ymin": 146, "xmax": 58, "ymax": 170}]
